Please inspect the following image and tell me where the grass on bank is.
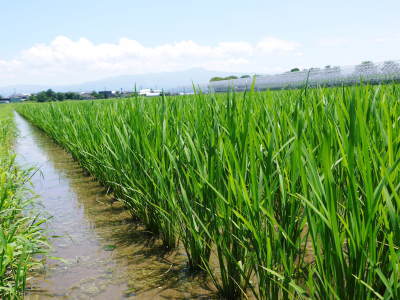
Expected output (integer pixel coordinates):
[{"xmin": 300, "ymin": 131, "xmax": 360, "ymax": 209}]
[
  {"xmin": 16, "ymin": 84, "xmax": 400, "ymax": 299},
  {"xmin": 0, "ymin": 104, "xmax": 47, "ymax": 299}
]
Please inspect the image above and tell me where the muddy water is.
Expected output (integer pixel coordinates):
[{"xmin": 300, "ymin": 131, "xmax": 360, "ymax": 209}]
[{"xmin": 14, "ymin": 113, "xmax": 213, "ymax": 300}]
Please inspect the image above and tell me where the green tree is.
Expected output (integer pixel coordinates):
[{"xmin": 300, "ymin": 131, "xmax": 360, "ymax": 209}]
[
  {"xmin": 64, "ymin": 92, "xmax": 81, "ymax": 100},
  {"xmin": 210, "ymin": 77, "xmax": 224, "ymax": 82},
  {"xmin": 55, "ymin": 93, "xmax": 65, "ymax": 101},
  {"xmin": 35, "ymin": 91, "xmax": 50, "ymax": 102},
  {"xmin": 45, "ymin": 89, "xmax": 56, "ymax": 99},
  {"xmin": 91, "ymin": 91, "xmax": 103, "ymax": 99},
  {"xmin": 28, "ymin": 90, "xmax": 82, "ymax": 102}
]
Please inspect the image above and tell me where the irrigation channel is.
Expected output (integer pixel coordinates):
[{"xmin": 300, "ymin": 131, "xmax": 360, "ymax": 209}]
[{"xmin": 14, "ymin": 113, "xmax": 213, "ymax": 299}]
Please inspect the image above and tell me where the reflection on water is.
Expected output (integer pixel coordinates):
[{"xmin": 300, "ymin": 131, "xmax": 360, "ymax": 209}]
[{"xmin": 14, "ymin": 113, "xmax": 213, "ymax": 299}]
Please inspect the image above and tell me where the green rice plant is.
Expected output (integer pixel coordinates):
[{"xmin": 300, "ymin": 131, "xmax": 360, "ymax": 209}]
[
  {"xmin": 297, "ymin": 85, "xmax": 400, "ymax": 299},
  {"xmin": 0, "ymin": 105, "xmax": 47, "ymax": 299},
  {"xmin": 15, "ymin": 84, "xmax": 400, "ymax": 299}
]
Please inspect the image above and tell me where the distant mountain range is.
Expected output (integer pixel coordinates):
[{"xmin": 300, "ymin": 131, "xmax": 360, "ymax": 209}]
[{"xmin": 0, "ymin": 68, "xmax": 246, "ymax": 96}]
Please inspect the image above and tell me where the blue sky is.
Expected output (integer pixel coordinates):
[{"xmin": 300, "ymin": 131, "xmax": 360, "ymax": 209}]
[{"xmin": 1, "ymin": 0, "xmax": 400, "ymax": 85}]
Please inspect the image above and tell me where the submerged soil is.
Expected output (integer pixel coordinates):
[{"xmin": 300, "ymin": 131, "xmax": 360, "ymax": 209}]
[{"xmin": 14, "ymin": 113, "xmax": 213, "ymax": 299}]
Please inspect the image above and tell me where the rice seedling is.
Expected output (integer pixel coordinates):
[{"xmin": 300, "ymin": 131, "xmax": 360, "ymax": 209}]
[
  {"xmin": 16, "ymin": 83, "xmax": 400, "ymax": 299},
  {"xmin": 0, "ymin": 105, "xmax": 47, "ymax": 299}
]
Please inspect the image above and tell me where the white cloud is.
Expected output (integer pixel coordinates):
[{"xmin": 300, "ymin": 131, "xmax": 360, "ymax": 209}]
[{"xmin": 0, "ymin": 36, "xmax": 300, "ymax": 85}]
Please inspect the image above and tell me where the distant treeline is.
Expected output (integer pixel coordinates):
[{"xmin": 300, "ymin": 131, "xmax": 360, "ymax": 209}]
[
  {"xmin": 28, "ymin": 89, "xmax": 82, "ymax": 102},
  {"xmin": 28, "ymin": 89, "xmax": 107, "ymax": 102},
  {"xmin": 210, "ymin": 75, "xmax": 251, "ymax": 82}
]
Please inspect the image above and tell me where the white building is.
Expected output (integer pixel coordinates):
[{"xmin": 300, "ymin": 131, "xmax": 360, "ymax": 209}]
[
  {"xmin": 139, "ymin": 89, "xmax": 162, "ymax": 97},
  {"xmin": 139, "ymin": 89, "xmax": 151, "ymax": 96}
]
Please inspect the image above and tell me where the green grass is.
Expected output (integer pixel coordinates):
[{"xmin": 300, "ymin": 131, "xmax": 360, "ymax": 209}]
[
  {"xmin": 16, "ymin": 84, "xmax": 400, "ymax": 299},
  {"xmin": 0, "ymin": 104, "xmax": 47, "ymax": 299}
]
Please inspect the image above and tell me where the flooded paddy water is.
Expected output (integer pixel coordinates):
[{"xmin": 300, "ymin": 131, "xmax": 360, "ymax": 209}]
[{"xmin": 14, "ymin": 113, "xmax": 213, "ymax": 299}]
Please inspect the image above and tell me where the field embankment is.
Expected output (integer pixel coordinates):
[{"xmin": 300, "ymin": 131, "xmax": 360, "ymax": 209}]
[
  {"xmin": 0, "ymin": 105, "xmax": 47, "ymax": 299},
  {"xmin": 16, "ymin": 84, "xmax": 400, "ymax": 299}
]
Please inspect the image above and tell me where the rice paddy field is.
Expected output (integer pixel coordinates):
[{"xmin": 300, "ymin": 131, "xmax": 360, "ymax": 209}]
[
  {"xmin": 0, "ymin": 105, "xmax": 47, "ymax": 299},
  {"xmin": 15, "ymin": 83, "xmax": 400, "ymax": 299}
]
